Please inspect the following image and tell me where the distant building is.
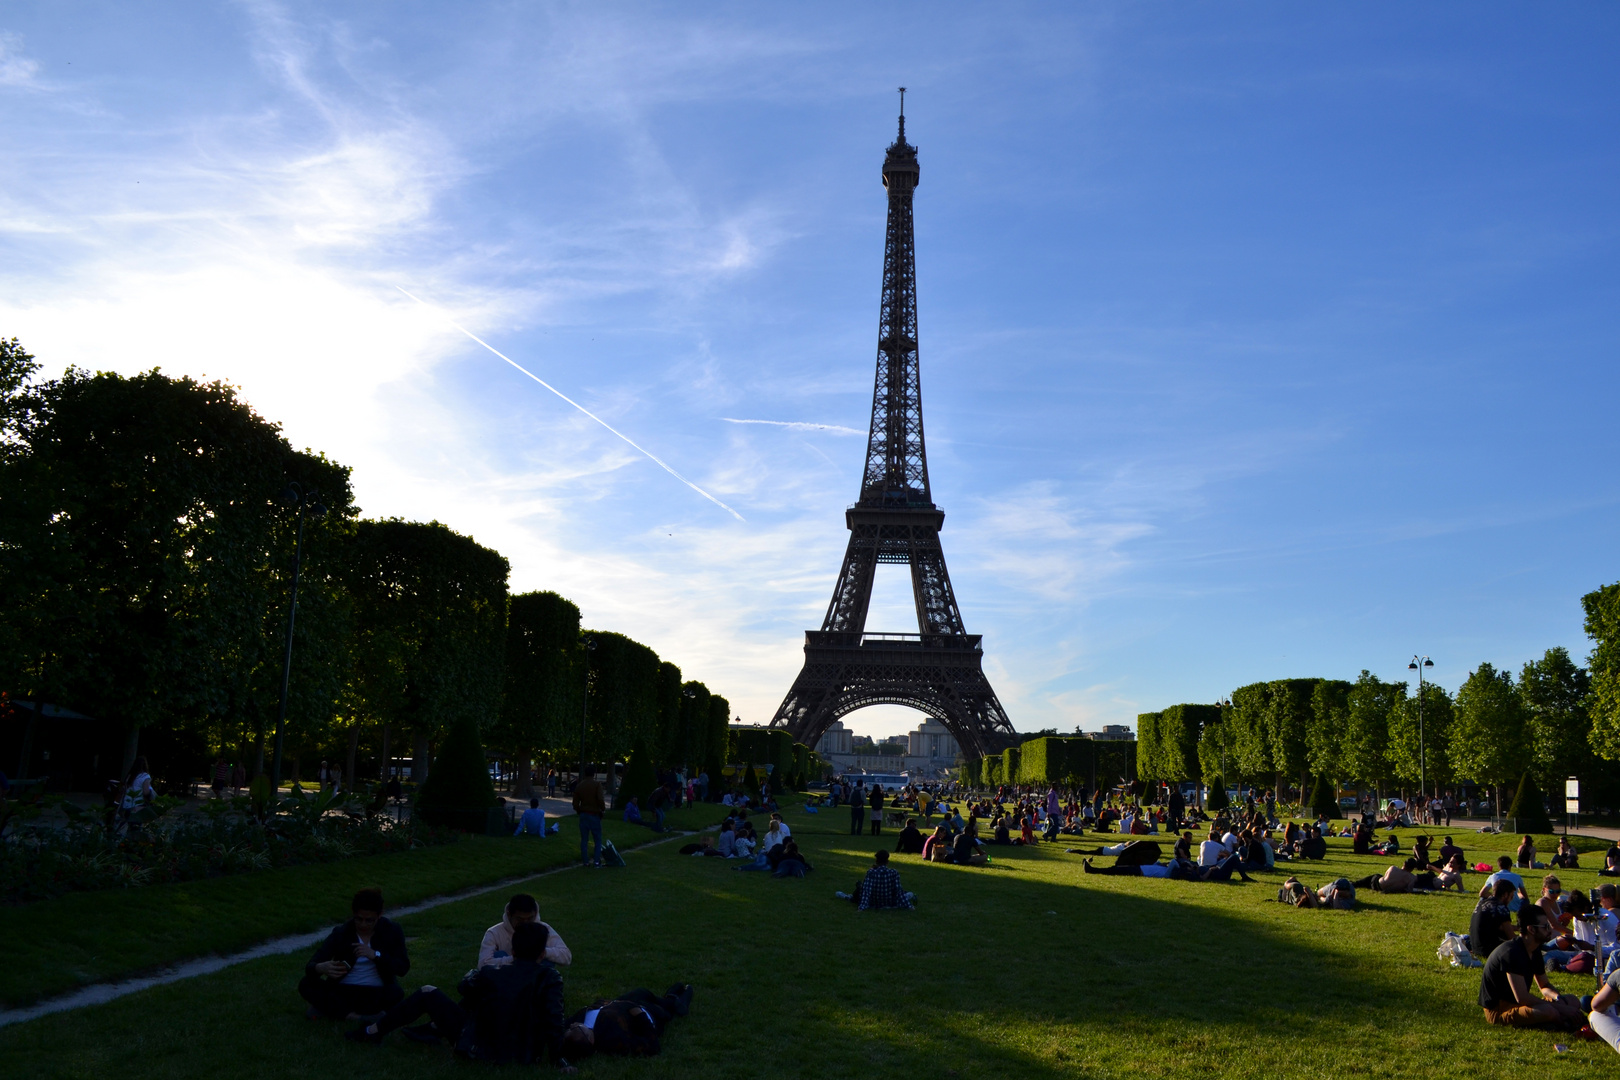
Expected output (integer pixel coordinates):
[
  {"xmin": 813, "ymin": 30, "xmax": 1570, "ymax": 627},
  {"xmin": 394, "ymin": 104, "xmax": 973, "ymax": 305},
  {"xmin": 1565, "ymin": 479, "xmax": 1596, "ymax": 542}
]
[
  {"xmin": 815, "ymin": 720, "xmax": 852, "ymax": 756},
  {"xmin": 816, "ymin": 716, "xmax": 962, "ymax": 778},
  {"xmin": 1080, "ymin": 724, "xmax": 1135, "ymax": 742}
]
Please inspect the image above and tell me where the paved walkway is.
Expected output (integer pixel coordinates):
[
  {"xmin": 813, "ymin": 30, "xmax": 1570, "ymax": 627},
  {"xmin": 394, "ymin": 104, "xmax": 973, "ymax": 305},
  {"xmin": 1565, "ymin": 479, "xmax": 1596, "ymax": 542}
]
[{"xmin": 0, "ymin": 827, "xmax": 698, "ymax": 1030}]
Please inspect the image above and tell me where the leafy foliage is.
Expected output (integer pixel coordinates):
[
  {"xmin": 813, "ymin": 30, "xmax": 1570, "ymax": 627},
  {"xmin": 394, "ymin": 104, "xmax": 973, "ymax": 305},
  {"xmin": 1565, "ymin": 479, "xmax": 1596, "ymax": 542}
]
[
  {"xmin": 1585, "ymin": 582, "xmax": 1620, "ymax": 762},
  {"xmin": 414, "ymin": 717, "xmax": 498, "ymax": 830},
  {"xmin": 1448, "ymin": 662, "xmax": 1529, "ymax": 787},
  {"xmin": 1519, "ymin": 646, "xmax": 1591, "ymax": 785},
  {"xmin": 1505, "ymin": 770, "xmax": 1552, "ymax": 832},
  {"xmin": 490, "ymin": 591, "xmax": 582, "ymax": 774},
  {"xmin": 1388, "ymin": 681, "xmax": 1454, "ymax": 788}
]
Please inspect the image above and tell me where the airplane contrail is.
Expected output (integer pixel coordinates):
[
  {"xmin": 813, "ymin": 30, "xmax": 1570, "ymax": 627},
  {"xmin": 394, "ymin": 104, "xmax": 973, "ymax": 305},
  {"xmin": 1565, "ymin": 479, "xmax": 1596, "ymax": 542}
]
[
  {"xmin": 723, "ymin": 418, "xmax": 864, "ymax": 435},
  {"xmin": 397, "ymin": 286, "xmax": 744, "ymax": 522}
]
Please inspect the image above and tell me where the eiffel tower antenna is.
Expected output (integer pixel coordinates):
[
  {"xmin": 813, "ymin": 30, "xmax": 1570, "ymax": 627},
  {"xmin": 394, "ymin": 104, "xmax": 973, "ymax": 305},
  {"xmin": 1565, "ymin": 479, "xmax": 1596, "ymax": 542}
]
[{"xmin": 770, "ymin": 105, "xmax": 1015, "ymax": 760}]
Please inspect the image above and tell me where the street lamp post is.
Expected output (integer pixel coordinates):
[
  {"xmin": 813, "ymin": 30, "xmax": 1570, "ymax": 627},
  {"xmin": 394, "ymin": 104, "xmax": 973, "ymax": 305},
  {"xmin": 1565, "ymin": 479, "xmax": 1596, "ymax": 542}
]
[
  {"xmin": 1408, "ymin": 655, "xmax": 1434, "ymax": 802},
  {"xmin": 270, "ymin": 483, "xmax": 326, "ymax": 791},
  {"xmin": 579, "ymin": 635, "xmax": 596, "ymax": 787}
]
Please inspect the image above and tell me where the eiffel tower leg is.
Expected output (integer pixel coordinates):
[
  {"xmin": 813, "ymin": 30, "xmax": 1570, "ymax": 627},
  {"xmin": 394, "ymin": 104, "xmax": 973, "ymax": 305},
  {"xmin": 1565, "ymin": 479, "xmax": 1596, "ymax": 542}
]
[
  {"xmin": 907, "ymin": 536, "xmax": 965, "ymax": 636},
  {"xmin": 822, "ymin": 525, "xmax": 878, "ymax": 633}
]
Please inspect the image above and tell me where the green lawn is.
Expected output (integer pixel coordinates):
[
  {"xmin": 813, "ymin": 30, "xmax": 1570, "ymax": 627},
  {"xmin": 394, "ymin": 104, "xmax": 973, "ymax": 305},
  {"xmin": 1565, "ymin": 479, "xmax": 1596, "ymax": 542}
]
[
  {"xmin": 0, "ymin": 805, "xmax": 723, "ymax": 1007},
  {"xmin": 1, "ymin": 805, "xmax": 1615, "ymax": 1078}
]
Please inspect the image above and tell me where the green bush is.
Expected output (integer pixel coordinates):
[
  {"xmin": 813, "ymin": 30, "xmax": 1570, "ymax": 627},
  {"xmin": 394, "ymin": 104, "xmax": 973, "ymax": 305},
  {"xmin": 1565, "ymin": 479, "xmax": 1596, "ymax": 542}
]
[
  {"xmin": 618, "ymin": 743, "xmax": 658, "ymax": 810},
  {"xmin": 1308, "ymin": 774, "xmax": 1339, "ymax": 819},
  {"xmin": 1205, "ymin": 776, "xmax": 1230, "ymax": 812},
  {"xmin": 414, "ymin": 718, "xmax": 498, "ymax": 832},
  {"xmin": 1506, "ymin": 770, "xmax": 1553, "ymax": 832},
  {"xmin": 743, "ymin": 759, "xmax": 761, "ymax": 797}
]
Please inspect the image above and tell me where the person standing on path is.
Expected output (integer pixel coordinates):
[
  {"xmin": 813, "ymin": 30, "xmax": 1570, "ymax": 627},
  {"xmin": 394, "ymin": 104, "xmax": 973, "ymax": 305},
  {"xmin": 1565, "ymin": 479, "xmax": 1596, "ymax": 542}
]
[
  {"xmin": 869, "ymin": 783, "xmax": 885, "ymax": 836},
  {"xmin": 850, "ymin": 782, "xmax": 866, "ymax": 835},
  {"xmin": 573, "ymin": 771, "xmax": 606, "ymax": 867}
]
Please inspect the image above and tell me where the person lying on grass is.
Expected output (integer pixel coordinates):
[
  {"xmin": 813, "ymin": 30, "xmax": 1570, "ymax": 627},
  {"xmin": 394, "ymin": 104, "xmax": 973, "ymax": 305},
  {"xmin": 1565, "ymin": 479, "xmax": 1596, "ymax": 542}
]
[
  {"xmin": 559, "ymin": 984, "xmax": 694, "ymax": 1059},
  {"xmin": 300, "ymin": 887, "xmax": 410, "ymax": 1021},
  {"xmin": 1478, "ymin": 904, "xmax": 1587, "ymax": 1032},
  {"xmin": 1277, "ymin": 875, "xmax": 1357, "ymax": 909},
  {"xmin": 1080, "ymin": 852, "xmax": 1256, "ymax": 882},
  {"xmin": 1351, "ymin": 857, "xmax": 1457, "ymax": 893},
  {"xmin": 835, "ymin": 849, "xmax": 916, "ymax": 909},
  {"xmin": 478, "ymin": 893, "xmax": 572, "ymax": 969},
  {"xmin": 678, "ymin": 836, "xmax": 725, "ymax": 857},
  {"xmin": 347, "ymin": 921, "xmax": 572, "ymax": 1068},
  {"xmin": 1066, "ymin": 839, "xmax": 1162, "ymax": 864}
]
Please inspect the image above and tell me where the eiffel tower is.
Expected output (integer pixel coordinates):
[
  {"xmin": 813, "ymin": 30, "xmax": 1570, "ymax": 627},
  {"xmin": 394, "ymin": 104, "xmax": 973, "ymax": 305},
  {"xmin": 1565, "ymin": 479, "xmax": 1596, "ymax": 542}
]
[{"xmin": 770, "ymin": 100, "xmax": 1016, "ymax": 760}]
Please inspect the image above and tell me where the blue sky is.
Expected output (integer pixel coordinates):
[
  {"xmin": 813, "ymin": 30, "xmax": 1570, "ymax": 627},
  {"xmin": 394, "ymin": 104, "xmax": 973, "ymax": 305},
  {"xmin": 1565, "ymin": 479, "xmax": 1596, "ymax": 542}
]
[{"xmin": 2, "ymin": 4, "xmax": 1617, "ymax": 739}]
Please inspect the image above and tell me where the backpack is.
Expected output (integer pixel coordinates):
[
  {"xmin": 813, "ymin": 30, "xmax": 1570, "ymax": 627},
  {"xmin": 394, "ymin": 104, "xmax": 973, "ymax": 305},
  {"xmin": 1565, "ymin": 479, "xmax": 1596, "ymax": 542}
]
[{"xmin": 600, "ymin": 840, "xmax": 626, "ymax": 868}]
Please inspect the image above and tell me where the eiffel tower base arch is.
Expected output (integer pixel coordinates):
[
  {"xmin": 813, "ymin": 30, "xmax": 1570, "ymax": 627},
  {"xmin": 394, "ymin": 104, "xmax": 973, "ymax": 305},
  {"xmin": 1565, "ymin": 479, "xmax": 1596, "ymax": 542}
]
[{"xmin": 773, "ymin": 632, "xmax": 1017, "ymax": 760}]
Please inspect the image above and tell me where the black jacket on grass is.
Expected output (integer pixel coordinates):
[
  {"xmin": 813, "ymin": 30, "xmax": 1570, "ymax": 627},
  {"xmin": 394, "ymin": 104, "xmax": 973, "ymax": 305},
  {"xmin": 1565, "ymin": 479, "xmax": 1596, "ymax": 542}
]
[
  {"xmin": 304, "ymin": 916, "xmax": 410, "ymax": 984},
  {"xmin": 456, "ymin": 960, "xmax": 567, "ymax": 1064}
]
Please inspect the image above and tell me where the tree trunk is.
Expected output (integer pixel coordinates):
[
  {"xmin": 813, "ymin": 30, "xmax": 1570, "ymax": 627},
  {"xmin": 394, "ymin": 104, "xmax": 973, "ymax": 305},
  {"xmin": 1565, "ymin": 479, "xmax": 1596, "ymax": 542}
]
[
  {"xmin": 414, "ymin": 732, "xmax": 430, "ymax": 784},
  {"xmin": 379, "ymin": 722, "xmax": 390, "ymax": 784},
  {"xmin": 515, "ymin": 756, "xmax": 533, "ymax": 800},
  {"xmin": 345, "ymin": 719, "xmax": 361, "ymax": 792},
  {"xmin": 120, "ymin": 724, "xmax": 141, "ymax": 782},
  {"xmin": 16, "ymin": 706, "xmax": 41, "ymax": 780}
]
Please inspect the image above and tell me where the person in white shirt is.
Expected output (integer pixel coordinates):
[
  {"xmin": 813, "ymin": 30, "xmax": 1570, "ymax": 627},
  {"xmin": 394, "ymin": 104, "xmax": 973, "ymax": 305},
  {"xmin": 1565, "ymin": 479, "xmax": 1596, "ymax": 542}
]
[
  {"xmin": 761, "ymin": 814, "xmax": 792, "ymax": 853},
  {"xmin": 1199, "ymin": 828, "xmax": 1227, "ymax": 868},
  {"xmin": 478, "ymin": 893, "xmax": 572, "ymax": 968},
  {"xmin": 733, "ymin": 832, "xmax": 755, "ymax": 859},
  {"xmin": 1220, "ymin": 829, "xmax": 1240, "ymax": 854}
]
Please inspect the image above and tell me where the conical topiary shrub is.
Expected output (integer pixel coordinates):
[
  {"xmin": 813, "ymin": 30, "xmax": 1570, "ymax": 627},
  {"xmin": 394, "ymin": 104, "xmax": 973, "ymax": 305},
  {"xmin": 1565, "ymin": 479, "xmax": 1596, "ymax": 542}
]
[
  {"xmin": 1205, "ymin": 776, "xmax": 1230, "ymax": 812},
  {"xmin": 1506, "ymin": 770, "xmax": 1552, "ymax": 832},
  {"xmin": 414, "ymin": 718, "xmax": 499, "ymax": 833},
  {"xmin": 743, "ymin": 759, "xmax": 760, "ymax": 797},
  {"xmin": 1309, "ymin": 775, "xmax": 1340, "ymax": 819},
  {"xmin": 618, "ymin": 744, "xmax": 658, "ymax": 812}
]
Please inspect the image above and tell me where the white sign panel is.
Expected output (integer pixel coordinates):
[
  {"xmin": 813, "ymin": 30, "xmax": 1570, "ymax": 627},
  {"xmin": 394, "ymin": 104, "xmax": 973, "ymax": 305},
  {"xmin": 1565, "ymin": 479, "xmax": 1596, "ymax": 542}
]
[
  {"xmin": 1566, "ymin": 798, "xmax": 1580, "ymax": 814},
  {"xmin": 1566, "ymin": 778, "xmax": 1580, "ymax": 799}
]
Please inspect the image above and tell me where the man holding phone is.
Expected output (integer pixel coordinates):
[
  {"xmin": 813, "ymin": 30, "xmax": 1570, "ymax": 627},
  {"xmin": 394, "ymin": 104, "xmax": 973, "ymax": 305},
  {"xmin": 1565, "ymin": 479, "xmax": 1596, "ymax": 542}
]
[{"xmin": 299, "ymin": 887, "xmax": 410, "ymax": 1020}]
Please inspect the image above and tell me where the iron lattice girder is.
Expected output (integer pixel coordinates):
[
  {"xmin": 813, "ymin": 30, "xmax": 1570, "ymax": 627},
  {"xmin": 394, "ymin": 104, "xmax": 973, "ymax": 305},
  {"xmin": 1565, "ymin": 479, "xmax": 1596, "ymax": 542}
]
[
  {"xmin": 770, "ymin": 112, "xmax": 1013, "ymax": 760},
  {"xmin": 774, "ymin": 634, "xmax": 1017, "ymax": 760}
]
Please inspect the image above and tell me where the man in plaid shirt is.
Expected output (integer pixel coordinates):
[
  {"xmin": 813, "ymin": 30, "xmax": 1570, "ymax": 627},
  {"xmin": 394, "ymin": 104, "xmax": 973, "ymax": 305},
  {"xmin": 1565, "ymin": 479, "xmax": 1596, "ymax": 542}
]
[{"xmin": 837, "ymin": 850, "xmax": 915, "ymax": 910}]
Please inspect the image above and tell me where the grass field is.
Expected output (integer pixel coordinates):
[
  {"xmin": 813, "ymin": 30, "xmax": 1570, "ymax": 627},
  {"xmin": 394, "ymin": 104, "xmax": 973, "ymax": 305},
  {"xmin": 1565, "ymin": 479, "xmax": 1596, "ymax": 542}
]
[
  {"xmin": 1, "ymin": 804, "xmax": 1615, "ymax": 1078},
  {"xmin": 0, "ymin": 806, "xmax": 724, "ymax": 1007}
]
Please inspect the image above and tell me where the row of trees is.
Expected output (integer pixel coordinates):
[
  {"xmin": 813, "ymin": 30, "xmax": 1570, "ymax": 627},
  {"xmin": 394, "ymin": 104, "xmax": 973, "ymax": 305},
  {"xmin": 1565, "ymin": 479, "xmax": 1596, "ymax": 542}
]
[
  {"xmin": 1131, "ymin": 580, "xmax": 1620, "ymax": 815},
  {"xmin": 965, "ymin": 736, "xmax": 1138, "ymax": 792},
  {"xmin": 0, "ymin": 341, "xmax": 736, "ymax": 793}
]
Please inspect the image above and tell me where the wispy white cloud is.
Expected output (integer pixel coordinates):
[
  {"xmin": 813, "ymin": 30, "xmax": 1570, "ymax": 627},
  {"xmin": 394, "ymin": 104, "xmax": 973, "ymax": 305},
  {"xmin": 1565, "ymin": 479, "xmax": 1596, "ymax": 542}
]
[
  {"xmin": 723, "ymin": 418, "xmax": 864, "ymax": 435},
  {"xmin": 0, "ymin": 32, "xmax": 42, "ymax": 89}
]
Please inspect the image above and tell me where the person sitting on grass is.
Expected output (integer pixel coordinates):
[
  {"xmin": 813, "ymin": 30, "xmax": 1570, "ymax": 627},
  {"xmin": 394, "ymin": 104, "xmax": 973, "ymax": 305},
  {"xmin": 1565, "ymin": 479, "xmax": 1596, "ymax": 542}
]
[
  {"xmin": 835, "ymin": 849, "xmax": 916, "ymax": 910},
  {"xmin": 1198, "ymin": 827, "xmax": 1227, "ymax": 868},
  {"xmin": 772, "ymin": 840, "xmax": 812, "ymax": 878},
  {"xmin": 715, "ymin": 820, "xmax": 737, "ymax": 858},
  {"xmin": 1516, "ymin": 835, "xmax": 1544, "ymax": 870},
  {"xmin": 1550, "ymin": 836, "xmax": 1580, "ymax": 869},
  {"xmin": 1469, "ymin": 879, "xmax": 1519, "ymax": 961},
  {"xmin": 991, "ymin": 814, "xmax": 1012, "ymax": 845},
  {"xmin": 1600, "ymin": 843, "xmax": 1620, "ymax": 878},
  {"xmin": 479, "ymin": 893, "xmax": 572, "ymax": 969},
  {"xmin": 1173, "ymin": 831, "xmax": 1194, "ymax": 862},
  {"xmin": 515, "ymin": 797, "xmax": 548, "ymax": 837},
  {"xmin": 622, "ymin": 797, "xmax": 650, "ymax": 827},
  {"xmin": 1590, "ymin": 958, "xmax": 1620, "ymax": 1054},
  {"xmin": 1536, "ymin": 875, "xmax": 1570, "ymax": 935},
  {"xmin": 922, "ymin": 824, "xmax": 951, "ymax": 861},
  {"xmin": 761, "ymin": 812, "xmax": 792, "ymax": 854},
  {"xmin": 895, "ymin": 818, "xmax": 926, "ymax": 855},
  {"xmin": 1412, "ymin": 834, "xmax": 1434, "ymax": 868},
  {"xmin": 559, "ymin": 984, "xmax": 694, "ymax": 1060},
  {"xmin": 1484, "ymin": 856, "xmax": 1529, "ymax": 911},
  {"xmin": 1277, "ymin": 875, "xmax": 1357, "ymax": 909},
  {"xmin": 301, "ymin": 887, "xmax": 410, "ymax": 1021},
  {"xmin": 347, "ymin": 921, "xmax": 571, "ymax": 1068},
  {"xmin": 950, "ymin": 824, "xmax": 986, "ymax": 866},
  {"xmin": 1438, "ymin": 835, "xmax": 1465, "ymax": 867},
  {"xmin": 1477, "ymin": 905, "xmax": 1587, "ymax": 1032},
  {"xmin": 1571, "ymin": 887, "xmax": 1619, "ymax": 968}
]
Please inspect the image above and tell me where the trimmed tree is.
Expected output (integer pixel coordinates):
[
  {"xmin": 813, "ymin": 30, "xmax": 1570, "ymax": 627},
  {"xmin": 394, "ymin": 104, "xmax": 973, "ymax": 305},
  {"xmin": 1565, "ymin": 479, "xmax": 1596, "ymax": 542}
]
[
  {"xmin": 1308, "ymin": 774, "xmax": 1339, "ymax": 819},
  {"xmin": 414, "ymin": 717, "xmax": 499, "ymax": 832},
  {"xmin": 618, "ymin": 743, "xmax": 658, "ymax": 811},
  {"xmin": 1206, "ymin": 776, "xmax": 1230, "ymax": 812},
  {"xmin": 1505, "ymin": 770, "xmax": 1553, "ymax": 832}
]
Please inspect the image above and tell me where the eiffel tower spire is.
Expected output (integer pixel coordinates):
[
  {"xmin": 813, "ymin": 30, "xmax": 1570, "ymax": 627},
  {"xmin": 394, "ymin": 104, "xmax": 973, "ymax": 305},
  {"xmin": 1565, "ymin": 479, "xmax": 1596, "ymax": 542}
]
[{"xmin": 769, "ymin": 106, "xmax": 1015, "ymax": 760}]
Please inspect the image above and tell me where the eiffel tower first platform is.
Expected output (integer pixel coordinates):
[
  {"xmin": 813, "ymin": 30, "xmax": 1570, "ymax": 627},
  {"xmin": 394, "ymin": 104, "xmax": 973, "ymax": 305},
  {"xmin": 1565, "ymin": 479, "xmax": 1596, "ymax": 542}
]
[{"xmin": 769, "ymin": 103, "xmax": 1016, "ymax": 760}]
